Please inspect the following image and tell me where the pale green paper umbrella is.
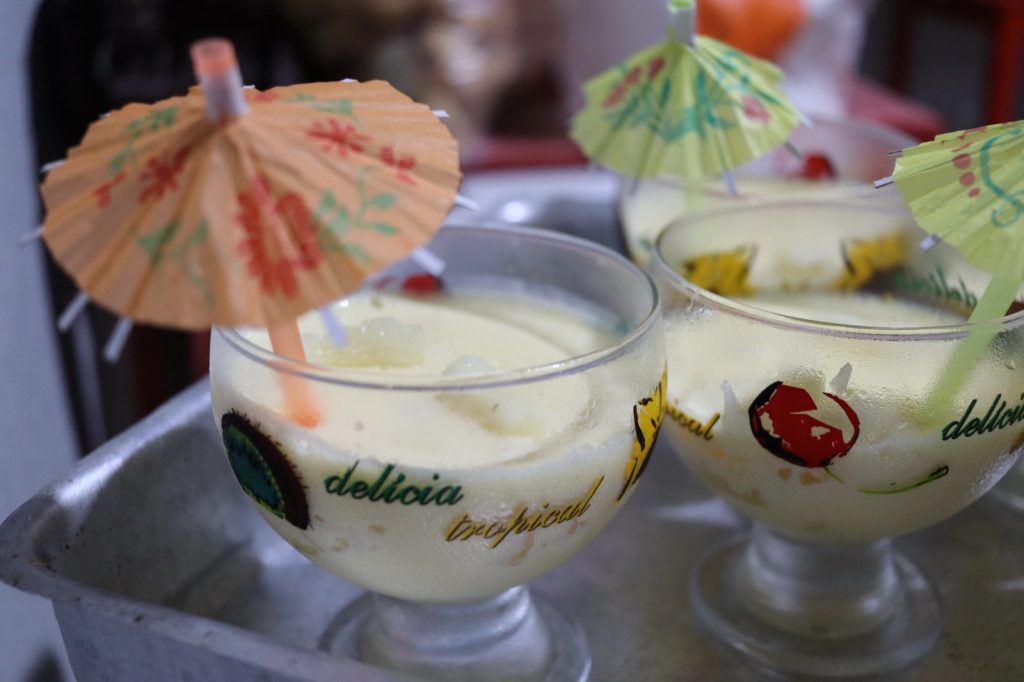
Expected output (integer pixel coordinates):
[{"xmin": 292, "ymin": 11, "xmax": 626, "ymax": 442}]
[
  {"xmin": 570, "ymin": 0, "xmax": 801, "ymax": 185},
  {"xmin": 879, "ymin": 120, "xmax": 1024, "ymax": 399}
]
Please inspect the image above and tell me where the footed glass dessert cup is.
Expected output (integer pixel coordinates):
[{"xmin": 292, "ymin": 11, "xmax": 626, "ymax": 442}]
[
  {"xmin": 650, "ymin": 201, "xmax": 1024, "ymax": 677},
  {"xmin": 209, "ymin": 224, "xmax": 665, "ymax": 681},
  {"xmin": 620, "ymin": 115, "xmax": 914, "ymax": 267}
]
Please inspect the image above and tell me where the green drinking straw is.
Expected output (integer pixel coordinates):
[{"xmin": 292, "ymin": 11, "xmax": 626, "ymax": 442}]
[
  {"xmin": 926, "ymin": 275, "xmax": 1018, "ymax": 416},
  {"xmin": 880, "ymin": 121, "xmax": 1024, "ymax": 414}
]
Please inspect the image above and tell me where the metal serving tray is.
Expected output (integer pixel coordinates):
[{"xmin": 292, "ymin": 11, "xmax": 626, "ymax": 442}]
[
  {"xmin": 5, "ymin": 167, "xmax": 1024, "ymax": 680},
  {"xmin": 2, "ymin": 381, "xmax": 1023, "ymax": 681}
]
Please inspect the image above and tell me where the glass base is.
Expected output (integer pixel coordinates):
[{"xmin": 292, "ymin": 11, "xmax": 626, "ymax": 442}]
[
  {"xmin": 320, "ymin": 586, "xmax": 590, "ymax": 682},
  {"xmin": 691, "ymin": 531, "xmax": 942, "ymax": 678}
]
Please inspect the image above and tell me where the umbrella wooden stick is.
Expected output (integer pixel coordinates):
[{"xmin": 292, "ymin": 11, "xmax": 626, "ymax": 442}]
[{"xmin": 193, "ymin": 39, "xmax": 321, "ymax": 426}]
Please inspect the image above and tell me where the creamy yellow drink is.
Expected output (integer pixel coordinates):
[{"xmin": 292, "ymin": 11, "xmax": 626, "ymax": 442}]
[
  {"xmin": 210, "ymin": 286, "xmax": 665, "ymax": 602},
  {"xmin": 663, "ymin": 289, "xmax": 1023, "ymax": 543},
  {"xmin": 655, "ymin": 202, "xmax": 1024, "ymax": 544}
]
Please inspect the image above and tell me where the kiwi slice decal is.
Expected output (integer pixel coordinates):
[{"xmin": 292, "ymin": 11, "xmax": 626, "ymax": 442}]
[{"xmin": 220, "ymin": 411, "xmax": 310, "ymax": 529}]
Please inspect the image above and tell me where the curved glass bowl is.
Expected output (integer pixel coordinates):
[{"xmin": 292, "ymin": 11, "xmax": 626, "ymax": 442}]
[
  {"xmin": 650, "ymin": 201, "xmax": 1024, "ymax": 677},
  {"xmin": 209, "ymin": 224, "xmax": 665, "ymax": 681},
  {"xmin": 620, "ymin": 115, "xmax": 915, "ymax": 267}
]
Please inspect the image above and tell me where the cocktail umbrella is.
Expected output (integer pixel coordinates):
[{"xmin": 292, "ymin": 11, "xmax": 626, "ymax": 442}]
[
  {"xmin": 35, "ymin": 39, "xmax": 461, "ymax": 422},
  {"xmin": 886, "ymin": 121, "xmax": 1024, "ymax": 319},
  {"xmin": 569, "ymin": 0, "xmax": 801, "ymax": 188},
  {"xmin": 879, "ymin": 120, "xmax": 1024, "ymax": 401}
]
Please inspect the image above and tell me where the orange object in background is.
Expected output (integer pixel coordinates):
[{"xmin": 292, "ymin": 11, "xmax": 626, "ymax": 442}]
[{"xmin": 696, "ymin": 0, "xmax": 807, "ymax": 60}]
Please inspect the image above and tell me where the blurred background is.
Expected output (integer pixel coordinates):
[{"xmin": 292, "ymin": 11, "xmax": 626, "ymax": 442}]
[{"xmin": 1, "ymin": 0, "xmax": 1021, "ymax": 680}]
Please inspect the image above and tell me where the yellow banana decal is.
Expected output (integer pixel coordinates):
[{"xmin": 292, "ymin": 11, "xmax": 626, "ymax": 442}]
[
  {"xmin": 617, "ymin": 370, "xmax": 667, "ymax": 502},
  {"xmin": 833, "ymin": 233, "xmax": 906, "ymax": 291},
  {"xmin": 680, "ymin": 246, "xmax": 756, "ymax": 296}
]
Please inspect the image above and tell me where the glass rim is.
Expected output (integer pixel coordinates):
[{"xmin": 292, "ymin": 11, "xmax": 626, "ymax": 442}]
[
  {"xmin": 216, "ymin": 223, "xmax": 662, "ymax": 392},
  {"xmin": 616, "ymin": 114, "xmax": 915, "ymax": 204},
  {"xmin": 651, "ymin": 200, "xmax": 1024, "ymax": 341}
]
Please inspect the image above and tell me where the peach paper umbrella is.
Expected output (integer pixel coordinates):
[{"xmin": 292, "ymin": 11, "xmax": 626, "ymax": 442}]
[
  {"xmin": 36, "ymin": 39, "xmax": 461, "ymax": 425},
  {"xmin": 39, "ymin": 40, "xmax": 461, "ymax": 338}
]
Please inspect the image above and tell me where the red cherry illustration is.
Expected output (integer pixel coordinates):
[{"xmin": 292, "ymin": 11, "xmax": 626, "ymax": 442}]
[
  {"xmin": 401, "ymin": 273, "xmax": 444, "ymax": 295},
  {"xmin": 748, "ymin": 381, "xmax": 860, "ymax": 468},
  {"xmin": 798, "ymin": 153, "xmax": 837, "ymax": 181}
]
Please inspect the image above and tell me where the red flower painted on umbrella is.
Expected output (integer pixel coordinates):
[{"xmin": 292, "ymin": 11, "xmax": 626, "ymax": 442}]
[
  {"xmin": 380, "ymin": 146, "xmax": 417, "ymax": 185},
  {"xmin": 307, "ymin": 119, "xmax": 370, "ymax": 158},
  {"xmin": 648, "ymin": 56, "xmax": 666, "ymax": 80},
  {"xmin": 94, "ymin": 170, "xmax": 127, "ymax": 208},
  {"xmin": 139, "ymin": 146, "xmax": 190, "ymax": 204},
  {"xmin": 235, "ymin": 175, "xmax": 323, "ymax": 299},
  {"xmin": 603, "ymin": 65, "xmax": 648, "ymax": 109},
  {"xmin": 741, "ymin": 96, "xmax": 771, "ymax": 124},
  {"xmin": 603, "ymin": 84, "xmax": 628, "ymax": 109}
]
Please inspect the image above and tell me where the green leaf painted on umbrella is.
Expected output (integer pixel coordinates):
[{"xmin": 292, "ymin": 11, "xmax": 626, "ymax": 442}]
[
  {"xmin": 135, "ymin": 219, "xmax": 214, "ymax": 309},
  {"xmin": 109, "ymin": 106, "xmax": 179, "ymax": 175},
  {"xmin": 137, "ymin": 221, "xmax": 180, "ymax": 264},
  {"xmin": 287, "ymin": 93, "xmax": 316, "ymax": 103},
  {"xmin": 314, "ymin": 172, "xmax": 402, "ymax": 260},
  {"xmin": 316, "ymin": 192, "xmax": 353, "ymax": 233},
  {"xmin": 315, "ymin": 190, "xmax": 338, "ymax": 215},
  {"xmin": 368, "ymin": 222, "xmax": 398, "ymax": 235},
  {"xmin": 369, "ymin": 193, "xmax": 398, "ymax": 209},
  {"xmin": 337, "ymin": 242, "xmax": 370, "ymax": 262},
  {"xmin": 109, "ymin": 147, "xmax": 133, "ymax": 175},
  {"xmin": 312, "ymin": 99, "xmax": 360, "ymax": 124},
  {"xmin": 177, "ymin": 221, "xmax": 214, "ymax": 309},
  {"xmin": 124, "ymin": 106, "xmax": 179, "ymax": 139},
  {"xmin": 146, "ymin": 106, "xmax": 179, "ymax": 132}
]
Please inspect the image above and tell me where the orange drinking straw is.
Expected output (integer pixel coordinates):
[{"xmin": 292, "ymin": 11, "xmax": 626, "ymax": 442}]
[
  {"xmin": 192, "ymin": 39, "xmax": 321, "ymax": 427},
  {"xmin": 268, "ymin": 323, "xmax": 322, "ymax": 427}
]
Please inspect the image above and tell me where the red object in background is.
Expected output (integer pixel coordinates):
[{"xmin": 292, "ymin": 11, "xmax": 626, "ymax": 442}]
[
  {"xmin": 401, "ymin": 273, "xmax": 444, "ymax": 295},
  {"xmin": 846, "ymin": 76, "xmax": 945, "ymax": 142},
  {"xmin": 749, "ymin": 381, "xmax": 861, "ymax": 469},
  {"xmin": 798, "ymin": 153, "xmax": 837, "ymax": 180},
  {"xmin": 890, "ymin": 0, "xmax": 1024, "ymax": 125},
  {"xmin": 464, "ymin": 136, "xmax": 588, "ymax": 171}
]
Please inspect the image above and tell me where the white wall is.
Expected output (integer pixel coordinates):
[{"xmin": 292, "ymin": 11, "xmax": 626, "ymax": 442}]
[{"xmin": 0, "ymin": 0, "xmax": 78, "ymax": 680}]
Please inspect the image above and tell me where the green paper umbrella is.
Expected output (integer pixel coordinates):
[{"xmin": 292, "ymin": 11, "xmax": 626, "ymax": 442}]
[
  {"xmin": 883, "ymin": 120, "xmax": 1024, "ymax": 403},
  {"xmin": 570, "ymin": 0, "xmax": 801, "ymax": 182},
  {"xmin": 891, "ymin": 121, "xmax": 1024, "ymax": 302}
]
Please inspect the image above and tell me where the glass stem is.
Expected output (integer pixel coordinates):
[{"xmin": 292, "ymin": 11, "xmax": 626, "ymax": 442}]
[
  {"xmin": 359, "ymin": 586, "xmax": 553, "ymax": 680},
  {"xmin": 736, "ymin": 524, "xmax": 902, "ymax": 638}
]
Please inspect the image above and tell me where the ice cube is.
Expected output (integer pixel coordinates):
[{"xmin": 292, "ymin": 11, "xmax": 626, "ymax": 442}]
[{"xmin": 438, "ymin": 356, "xmax": 544, "ymax": 435}]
